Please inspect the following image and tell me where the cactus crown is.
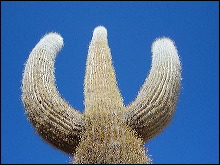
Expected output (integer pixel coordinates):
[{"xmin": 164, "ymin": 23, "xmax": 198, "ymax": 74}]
[{"xmin": 21, "ymin": 26, "xmax": 181, "ymax": 164}]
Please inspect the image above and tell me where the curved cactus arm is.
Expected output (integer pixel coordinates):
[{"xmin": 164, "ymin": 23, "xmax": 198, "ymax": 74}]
[
  {"xmin": 21, "ymin": 33, "xmax": 85, "ymax": 154},
  {"xmin": 84, "ymin": 26, "xmax": 124, "ymax": 116},
  {"xmin": 124, "ymin": 38, "xmax": 181, "ymax": 143}
]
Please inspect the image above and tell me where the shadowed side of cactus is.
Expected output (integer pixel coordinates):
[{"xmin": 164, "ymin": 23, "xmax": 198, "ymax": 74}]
[{"xmin": 21, "ymin": 26, "xmax": 181, "ymax": 164}]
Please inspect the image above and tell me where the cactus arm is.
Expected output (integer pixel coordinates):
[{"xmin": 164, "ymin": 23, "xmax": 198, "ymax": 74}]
[
  {"xmin": 124, "ymin": 38, "xmax": 181, "ymax": 142},
  {"xmin": 21, "ymin": 33, "xmax": 85, "ymax": 154}
]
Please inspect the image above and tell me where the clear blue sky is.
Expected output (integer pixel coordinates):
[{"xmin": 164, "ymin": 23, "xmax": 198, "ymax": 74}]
[{"xmin": 2, "ymin": 1, "xmax": 219, "ymax": 164}]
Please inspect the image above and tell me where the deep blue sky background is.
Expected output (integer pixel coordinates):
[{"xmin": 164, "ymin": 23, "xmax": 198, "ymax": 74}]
[{"xmin": 2, "ymin": 1, "xmax": 219, "ymax": 164}]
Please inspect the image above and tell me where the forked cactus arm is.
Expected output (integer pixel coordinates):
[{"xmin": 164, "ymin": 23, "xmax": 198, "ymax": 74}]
[
  {"xmin": 124, "ymin": 38, "xmax": 181, "ymax": 142},
  {"xmin": 21, "ymin": 33, "xmax": 85, "ymax": 154}
]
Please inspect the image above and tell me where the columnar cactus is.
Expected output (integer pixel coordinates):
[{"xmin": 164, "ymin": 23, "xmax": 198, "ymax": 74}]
[{"xmin": 21, "ymin": 26, "xmax": 181, "ymax": 164}]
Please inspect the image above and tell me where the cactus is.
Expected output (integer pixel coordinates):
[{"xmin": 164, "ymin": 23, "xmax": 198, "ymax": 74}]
[{"xmin": 21, "ymin": 26, "xmax": 181, "ymax": 164}]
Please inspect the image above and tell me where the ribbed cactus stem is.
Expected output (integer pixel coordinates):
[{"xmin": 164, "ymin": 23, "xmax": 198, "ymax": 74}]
[
  {"xmin": 21, "ymin": 33, "xmax": 85, "ymax": 154},
  {"xmin": 124, "ymin": 38, "xmax": 181, "ymax": 142},
  {"xmin": 84, "ymin": 26, "xmax": 124, "ymax": 115},
  {"xmin": 74, "ymin": 26, "xmax": 150, "ymax": 163}
]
